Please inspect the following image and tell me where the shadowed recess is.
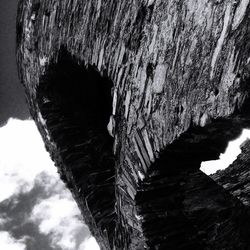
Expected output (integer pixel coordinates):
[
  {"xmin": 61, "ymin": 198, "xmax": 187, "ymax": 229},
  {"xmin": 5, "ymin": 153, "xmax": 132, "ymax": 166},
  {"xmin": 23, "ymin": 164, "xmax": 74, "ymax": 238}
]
[
  {"xmin": 36, "ymin": 48, "xmax": 116, "ymax": 247},
  {"xmin": 136, "ymin": 99, "xmax": 250, "ymax": 249}
]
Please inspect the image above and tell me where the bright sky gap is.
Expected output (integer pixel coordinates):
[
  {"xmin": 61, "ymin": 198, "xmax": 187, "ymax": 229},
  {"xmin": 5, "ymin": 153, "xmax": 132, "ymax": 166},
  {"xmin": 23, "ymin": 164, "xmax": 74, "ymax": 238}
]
[
  {"xmin": 200, "ymin": 128, "xmax": 250, "ymax": 175},
  {"xmin": 0, "ymin": 118, "xmax": 100, "ymax": 250}
]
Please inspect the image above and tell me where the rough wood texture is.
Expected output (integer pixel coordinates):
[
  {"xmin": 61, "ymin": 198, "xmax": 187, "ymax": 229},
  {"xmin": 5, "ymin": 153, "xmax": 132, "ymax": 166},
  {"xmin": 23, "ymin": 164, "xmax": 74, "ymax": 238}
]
[
  {"xmin": 212, "ymin": 139, "xmax": 250, "ymax": 207},
  {"xmin": 16, "ymin": 0, "xmax": 250, "ymax": 249}
]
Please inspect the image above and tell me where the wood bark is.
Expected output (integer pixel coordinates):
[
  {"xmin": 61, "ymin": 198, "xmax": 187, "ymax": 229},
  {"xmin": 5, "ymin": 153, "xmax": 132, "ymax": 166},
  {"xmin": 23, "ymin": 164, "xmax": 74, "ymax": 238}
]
[
  {"xmin": 16, "ymin": 0, "xmax": 250, "ymax": 249},
  {"xmin": 212, "ymin": 139, "xmax": 250, "ymax": 207}
]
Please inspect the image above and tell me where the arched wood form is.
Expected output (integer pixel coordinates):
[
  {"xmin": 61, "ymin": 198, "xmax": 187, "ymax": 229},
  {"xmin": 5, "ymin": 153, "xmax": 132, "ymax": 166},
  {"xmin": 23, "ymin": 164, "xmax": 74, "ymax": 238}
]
[
  {"xmin": 16, "ymin": 0, "xmax": 250, "ymax": 249},
  {"xmin": 136, "ymin": 110, "xmax": 250, "ymax": 249}
]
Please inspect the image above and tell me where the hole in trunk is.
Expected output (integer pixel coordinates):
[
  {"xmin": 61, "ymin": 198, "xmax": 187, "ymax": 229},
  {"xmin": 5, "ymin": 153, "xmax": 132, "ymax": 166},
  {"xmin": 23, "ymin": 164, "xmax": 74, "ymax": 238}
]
[
  {"xmin": 136, "ymin": 106, "xmax": 250, "ymax": 249},
  {"xmin": 200, "ymin": 129, "xmax": 250, "ymax": 175},
  {"xmin": 36, "ymin": 48, "xmax": 116, "ymax": 247}
]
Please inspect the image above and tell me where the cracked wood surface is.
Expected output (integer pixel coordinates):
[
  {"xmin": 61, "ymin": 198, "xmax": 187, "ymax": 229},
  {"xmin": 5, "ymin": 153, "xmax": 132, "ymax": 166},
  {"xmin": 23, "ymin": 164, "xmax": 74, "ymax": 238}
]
[
  {"xmin": 16, "ymin": 0, "xmax": 250, "ymax": 249},
  {"xmin": 212, "ymin": 139, "xmax": 250, "ymax": 207}
]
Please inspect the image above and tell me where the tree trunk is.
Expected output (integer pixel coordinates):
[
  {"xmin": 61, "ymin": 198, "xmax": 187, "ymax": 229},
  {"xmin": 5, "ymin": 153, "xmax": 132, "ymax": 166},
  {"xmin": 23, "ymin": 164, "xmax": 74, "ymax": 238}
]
[{"xmin": 16, "ymin": 0, "xmax": 250, "ymax": 249}]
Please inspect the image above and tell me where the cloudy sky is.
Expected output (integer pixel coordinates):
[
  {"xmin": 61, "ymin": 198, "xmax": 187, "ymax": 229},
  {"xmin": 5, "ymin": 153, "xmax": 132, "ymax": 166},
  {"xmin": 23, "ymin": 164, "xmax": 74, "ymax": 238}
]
[
  {"xmin": 0, "ymin": 119, "xmax": 100, "ymax": 250},
  {"xmin": 0, "ymin": 1, "xmax": 99, "ymax": 249}
]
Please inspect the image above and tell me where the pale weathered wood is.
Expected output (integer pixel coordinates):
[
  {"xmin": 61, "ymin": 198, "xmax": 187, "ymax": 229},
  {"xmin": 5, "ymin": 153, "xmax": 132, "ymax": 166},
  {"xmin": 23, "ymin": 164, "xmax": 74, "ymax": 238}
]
[{"xmin": 16, "ymin": 0, "xmax": 250, "ymax": 249}]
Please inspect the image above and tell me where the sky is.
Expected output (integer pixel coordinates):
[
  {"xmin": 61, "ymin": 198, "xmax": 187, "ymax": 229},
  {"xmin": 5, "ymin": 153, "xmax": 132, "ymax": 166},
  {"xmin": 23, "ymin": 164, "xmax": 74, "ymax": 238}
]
[
  {"xmin": 0, "ymin": 0, "xmax": 29, "ymax": 126},
  {"xmin": 201, "ymin": 129, "xmax": 250, "ymax": 175},
  {"xmin": 0, "ymin": 1, "xmax": 99, "ymax": 249},
  {"xmin": 0, "ymin": 118, "xmax": 100, "ymax": 250}
]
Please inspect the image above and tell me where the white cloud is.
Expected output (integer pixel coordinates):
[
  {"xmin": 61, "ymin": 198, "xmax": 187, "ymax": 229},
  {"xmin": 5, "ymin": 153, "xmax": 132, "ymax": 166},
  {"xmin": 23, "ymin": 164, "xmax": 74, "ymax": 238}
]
[
  {"xmin": 0, "ymin": 118, "xmax": 57, "ymax": 202},
  {"xmin": 200, "ymin": 129, "xmax": 250, "ymax": 175},
  {"xmin": 0, "ymin": 231, "xmax": 26, "ymax": 250},
  {"xmin": 0, "ymin": 118, "xmax": 99, "ymax": 250},
  {"xmin": 0, "ymin": 215, "xmax": 10, "ymax": 226},
  {"xmin": 30, "ymin": 194, "xmax": 89, "ymax": 250},
  {"xmin": 79, "ymin": 237, "xmax": 100, "ymax": 250}
]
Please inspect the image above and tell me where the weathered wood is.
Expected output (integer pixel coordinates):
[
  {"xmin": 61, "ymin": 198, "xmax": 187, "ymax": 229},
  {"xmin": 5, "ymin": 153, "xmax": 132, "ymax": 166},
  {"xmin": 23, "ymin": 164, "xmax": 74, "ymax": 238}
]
[
  {"xmin": 16, "ymin": 0, "xmax": 250, "ymax": 249},
  {"xmin": 212, "ymin": 139, "xmax": 250, "ymax": 207}
]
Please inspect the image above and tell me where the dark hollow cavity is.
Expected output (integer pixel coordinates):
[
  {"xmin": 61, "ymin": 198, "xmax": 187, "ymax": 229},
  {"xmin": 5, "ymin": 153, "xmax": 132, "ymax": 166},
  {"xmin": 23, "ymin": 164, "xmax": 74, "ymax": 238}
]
[
  {"xmin": 36, "ymin": 48, "xmax": 116, "ymax": 246},
  {"xmin": 136, "ymin": 105, "xmax": 250, "ymax": 249}
]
